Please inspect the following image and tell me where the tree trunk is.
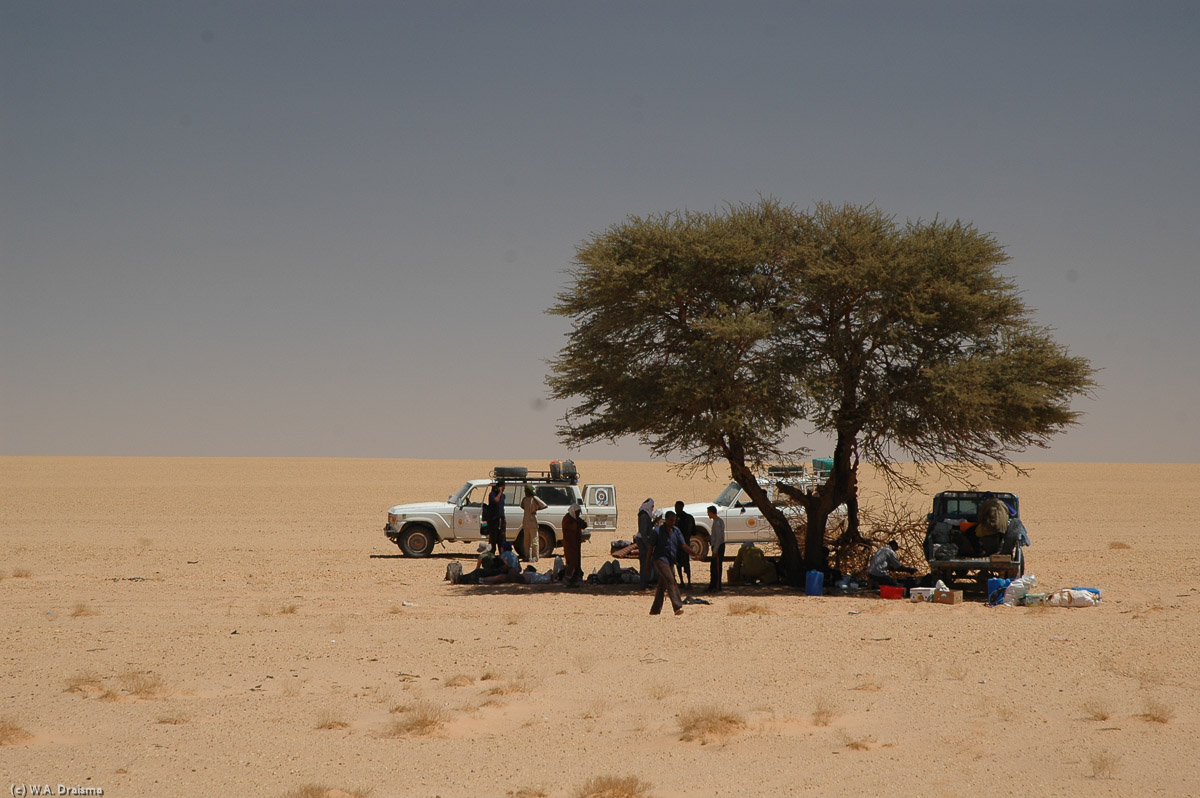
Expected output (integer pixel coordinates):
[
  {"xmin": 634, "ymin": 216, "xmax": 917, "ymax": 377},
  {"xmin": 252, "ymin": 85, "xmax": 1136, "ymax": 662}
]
[{"xmin": 721, "ymin": 436, "xmax": 803, "ymax": 584}]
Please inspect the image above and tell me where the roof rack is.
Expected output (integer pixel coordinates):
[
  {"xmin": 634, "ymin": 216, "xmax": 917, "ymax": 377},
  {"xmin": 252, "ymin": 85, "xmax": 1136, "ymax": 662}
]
[{"xmin": 489, "ymin": 469, "xmax": 579, "ymax": 485}]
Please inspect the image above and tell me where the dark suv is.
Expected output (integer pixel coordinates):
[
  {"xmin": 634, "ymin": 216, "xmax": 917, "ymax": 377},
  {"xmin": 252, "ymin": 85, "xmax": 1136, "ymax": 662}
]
[{"xmin": 923, "ymin": 491, "xmax": 1027, "ymax": 589}]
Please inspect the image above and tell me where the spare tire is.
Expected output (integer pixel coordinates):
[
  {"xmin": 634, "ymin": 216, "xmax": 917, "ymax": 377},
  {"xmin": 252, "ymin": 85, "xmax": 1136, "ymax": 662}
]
[{"xmin": 493, "ymin": 466, "xmax": 528, "ymax": 479}]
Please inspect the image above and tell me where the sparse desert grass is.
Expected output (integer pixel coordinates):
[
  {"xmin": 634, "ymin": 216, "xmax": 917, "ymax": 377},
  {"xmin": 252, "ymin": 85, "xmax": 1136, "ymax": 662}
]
[
  {"xmin": 1140, "ymin": 697, "xmax": 1175, "ymax": 724},
  {"xmin": 64, "ymin": 671, "xmax": 105, "ymax": 695},
  {"xmin": 445, "ymin": 674, "xmax": 474, "ymax": 688},
  {"xmin": 480, "ymin": 670, "xmax": 502, "ymax": 681},
  {"xmin": 137, "ymin": 537, "xmax": 154, "ymax": 549},
  {"xmin": 581, "ymin": 697, "xmax": 607, "ymax": 719},
  {"xmin": 727, "ymin": 601, "xmax": 772, "ymax": 616},
  {"xmin": 12, "ymin": 568, "xmax": 31, "ymax": 578},
  {"xmin": 316, "ymin": 708, "xmax": 350, "ymax": 730},
  {"xmin": 71, "ymin": 602, "xmax": 100, "ymax": 617},
  {"xmin": 119, "ymin": 670, "xmax": 165, "ymax": 699},
  {"xmin": 280, "ymin": 603, "xmax": 299, "ymax": 614},
  {"xmin": 1082, "ymin": 700, "xmax": 1112, "ymax": 722},
  {"xmin": 647, "ymin": 681, "xmax": 675, "ymax": 701},
  {"xmin": 812, "ymin": 696, "xmax": 838, "ymax": 727},
  {"xmin": 1089, "ymin": 750, "xmax": 1121, "ymax": 779},
  {"xmin": 505, "ymin": 612, "xmax": 524, "ymax": 626},
  {"xmin": 157, "ymin": 712, "xmax": 188, "ymax": 725},
  {"xmin": 678, "ymin": 706, "xmax": 746, "ymax": 744},
  {"xmin": 1108, "ymin": 541, "xmax": 1132, "ymax": 550},
  {"xmin": 838, "ymin": 729, "xmax": 875, "ymax": 751},
  {"xmin": 508, "ymin": 787, "xmax": 549, "ymax": 798},
  {"xmin": 572, "ymin": 774, "xmax": 654, "ymax": 798},
  {"xmin": 387, "ymin": 604, "xmax": 404, "ymax": 615},
  {"xmin": 279, "ymin": 785, "xmax": 372, "ymax": 798},
  {"xmin": 851, "ymin": 680, "xmax": 881, "ymax": 692},
  {"xmin": 385, "ymin": 701, "xmax": 447, "ymax": 737},
  {"xmin": 486, "ymin": 673, "xmax": 534, "ymax": 696},
  {"xmin": 0, "ymin": 717, "xmax": 33, "ymax": 745}
]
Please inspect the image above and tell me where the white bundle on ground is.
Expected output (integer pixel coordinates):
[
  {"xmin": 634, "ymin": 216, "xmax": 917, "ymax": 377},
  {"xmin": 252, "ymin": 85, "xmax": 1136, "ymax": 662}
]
[
  {"xmin": 1048, "ymin": 589, "xmax": 1100, "ymax": 607},
  {"xmin": 1004, "ymin": 574, "xmax": 1037, "ymax": 606}
]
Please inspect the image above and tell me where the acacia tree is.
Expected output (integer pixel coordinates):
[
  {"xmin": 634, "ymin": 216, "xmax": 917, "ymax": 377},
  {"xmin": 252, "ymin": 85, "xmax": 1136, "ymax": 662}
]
[{"xmin": 548, "ymin": 199, "xmax": 1096, "ymax": 580}]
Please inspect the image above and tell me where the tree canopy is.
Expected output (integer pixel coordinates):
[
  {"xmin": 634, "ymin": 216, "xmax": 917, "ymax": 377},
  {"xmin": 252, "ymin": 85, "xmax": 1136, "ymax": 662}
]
[{"xmin": 548, "ymin": 199, "xmax": 1096, "ymax": 578}]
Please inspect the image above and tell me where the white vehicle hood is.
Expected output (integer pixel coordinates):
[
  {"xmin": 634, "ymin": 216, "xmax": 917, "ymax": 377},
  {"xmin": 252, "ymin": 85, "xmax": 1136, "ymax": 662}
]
[{"xmin": 388, "ymin": 501, "xmax": 455, "ymax": 516}]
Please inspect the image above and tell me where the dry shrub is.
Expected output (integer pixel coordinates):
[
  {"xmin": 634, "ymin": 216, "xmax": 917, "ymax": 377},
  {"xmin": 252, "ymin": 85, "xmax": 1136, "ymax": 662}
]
[
  {"xmin": 1141, "ymin": 698, "xmax": 1174, "ymax": 724},
  {"xmin": 827, "ymin": 491, "xmax": 925, "ymax": 578},
  {"xmin": 1082, "ymin": 700, "xmax": 1111, "ymax": 722},
  {"xmin": 12, "ymin": 568, "xmax": 32, "ymax": 579},
  {"xmin": 727, "ymin": 601, "xmax": 773, "ymax": 616},
  {"xmin": 573, "ymin": 775, "xmax": 654, "ymax": 798},
  {"xmin": 678, "ymin": 706, "xmax": 746, "ymax": 744},
  {"xmin": 812, "ymin": 696, "xmax": 837, "ymax": 727},
  {"xmin": 445, "ymin": 674, "xmax": 474, "ymax": 688},
  {"xmin": 386, "ymin": 701, "xmax": 447, "ymax": 737},
  {"xmin": 1089, "ymin": 750, "xmax": 1121, "ymax": 779},
  {"xmin": 0, "ymin": 717, "xmax": 32, "ymax": 745},
  {"xmin": 508, "ymin": 788, "xmax": 549, "ymax": 798},
  {"xmin": 157, "ymin": 712, "xmax": 188, "ymax": 725},
  {"xmin": 1108, "ymin": 541, "xmax": 1132, "ymax": 550},
  {"xmin": 838, "ymin": 730, "xmax": 875, "ymax": 750},
  {"xmin": 280, "ymin": 604, "xmax": 299, "ymax": 615},
  {"xmin": 119, "ymin": 670, "xmax": 165, "ymax": 698},
  {"xmin": 64, "ymin": 671, "xmax": 105, "ymax": 695},
  {"xmin": 487, "ymin": 673, "xmax": 534, "ymax": 696},
  {"xmin": 71, "ymin": 602, "xmax": 99, "ymax": 617},
  {"xmin": 316, "ymin": 709, "xmax": 350, "ymax": 730},
  {"xmin": 279, "ymin": 785, "xmax": 372, "ymax": 798},
  {"xmin": 480, "ymin": 670, "xmax": 502, "ymax": 681}
]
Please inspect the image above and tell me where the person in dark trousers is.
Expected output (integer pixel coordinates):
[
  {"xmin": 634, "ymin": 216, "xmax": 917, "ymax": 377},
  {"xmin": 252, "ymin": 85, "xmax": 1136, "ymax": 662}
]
[
  {"xmin": 561, "ymin": 503, "xmax": 587, "ymax": 586},
  {"xmin": 650, "ymin": 511, "xmax": 689, "ymax": 616},
  {"xmin": 868, "ymin": 540, "xmax": 917, "ymax": 588},
  {"xmin": 673, "ymin": 500, "xmax": 694, "ymax": 588},
  {"xmin": 636, "ymin": 498, "xmax": 656, "ymax": 589},
  {"xmin": 485, "ymin": 481, "xmax": 507, "ymax": 554},
  {"xmin": 704, "ymin": 505, "xmax": 726, "ymax": 593}
]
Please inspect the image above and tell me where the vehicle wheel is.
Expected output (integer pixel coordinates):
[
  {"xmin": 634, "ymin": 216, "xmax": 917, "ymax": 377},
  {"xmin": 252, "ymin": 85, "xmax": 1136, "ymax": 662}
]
[
  {"xmin": 689, "ymin": 535, "xmax": 710, "ymax": 561},
  {"xmin": 398, "ymin": 525, "xmax": 435, "ymax": 558},
  {"xmin": 538, "ymin": 526, "xmax": 555, "ymax": 556}
]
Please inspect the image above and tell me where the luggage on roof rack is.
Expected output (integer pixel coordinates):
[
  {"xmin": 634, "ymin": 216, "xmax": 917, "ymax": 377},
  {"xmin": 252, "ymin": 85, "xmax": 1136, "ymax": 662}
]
[{"xmin": 549, "ymin": 459, "xmax": 577, "ymax": 481}]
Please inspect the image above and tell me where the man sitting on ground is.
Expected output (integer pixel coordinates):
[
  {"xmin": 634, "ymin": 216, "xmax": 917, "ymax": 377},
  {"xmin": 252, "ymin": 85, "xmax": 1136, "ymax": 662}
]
[{"xmin": 868, "ymin": 540, "xmax": 917, "ymax": 588}]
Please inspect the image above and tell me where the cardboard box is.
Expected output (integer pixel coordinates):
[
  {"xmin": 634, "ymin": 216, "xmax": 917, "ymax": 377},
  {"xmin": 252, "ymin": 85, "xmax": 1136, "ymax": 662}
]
[
  {"xmin": 909, "ymin": 587, "xmax": 935, "ymax": 602},
  {"xmin": 932, "ymin": 589, "xmax": 963, "ymax": 605},
  {"xmin": 1023, "ymin": 593, "xmax": 1048, "ymax": 606},
  {"xmin": 990, "ymin": 553, "xmax": 1012, "ymax": 563}
]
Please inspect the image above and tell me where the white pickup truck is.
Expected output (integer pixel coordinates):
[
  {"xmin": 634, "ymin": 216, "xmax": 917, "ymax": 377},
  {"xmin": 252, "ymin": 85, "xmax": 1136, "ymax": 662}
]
[
  {"xmin": 384, "ymin": 466, "xmax": 617, "ymax": 558},
  {"xmin": 680, "ymin": 472, "xmax": 845, "ymax": 558}
]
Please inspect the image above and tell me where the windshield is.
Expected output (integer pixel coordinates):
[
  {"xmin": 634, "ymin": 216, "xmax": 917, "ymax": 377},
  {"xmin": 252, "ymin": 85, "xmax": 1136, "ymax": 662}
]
[
  {"xmin": 714, "ymin": 482, "xmax": 741, "ymax": 506},
  {"xmin": 449, "ymin": 482, "xmax": 473, "ymax": 504}
]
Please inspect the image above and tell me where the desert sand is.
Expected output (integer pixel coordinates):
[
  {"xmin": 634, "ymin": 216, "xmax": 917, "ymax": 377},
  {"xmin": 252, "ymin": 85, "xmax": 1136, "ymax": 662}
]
[{"xmin": 2, "ymin": 457, "xmax": 1198, "ymax": 797}]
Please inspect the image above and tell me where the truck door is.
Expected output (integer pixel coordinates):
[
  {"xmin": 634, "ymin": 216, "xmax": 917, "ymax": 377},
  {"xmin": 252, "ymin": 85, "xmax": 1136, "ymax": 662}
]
[
  {"xmin": 583, "ymin": 484, "xmax": 617, "ymax": 531},
  {"xmin": 451, "ymin": 484, "xmax": 487, "ymax": 541}
]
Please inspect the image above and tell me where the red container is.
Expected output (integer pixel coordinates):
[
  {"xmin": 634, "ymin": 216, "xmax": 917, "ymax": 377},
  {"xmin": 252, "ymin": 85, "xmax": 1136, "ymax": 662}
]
[{"xmin": 880, "ymin": 585, "xmax": 905, "ymax": 600}]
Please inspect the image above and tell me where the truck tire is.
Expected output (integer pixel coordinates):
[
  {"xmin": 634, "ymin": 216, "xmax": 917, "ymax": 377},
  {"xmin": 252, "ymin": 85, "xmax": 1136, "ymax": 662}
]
[
  {"xmin": 689, "ymin": 534, "xmax": 710, "ymax": 561},
  {"xmin": 538, "ymin": 526, "xmax": 556, "ymax": 556},
  {"xmin": 398, "ymin": 525, "xmax": 436, "ymax": 558}
]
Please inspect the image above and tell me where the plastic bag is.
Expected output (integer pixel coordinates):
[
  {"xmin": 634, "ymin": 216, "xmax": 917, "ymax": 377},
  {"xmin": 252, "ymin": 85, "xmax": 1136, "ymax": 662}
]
[
  {"xmin": 1047, "ymin": 588, "xmax": 1099, "ymax": 607},
  {"xmin": 1003, "ymin": 574, "xmax": 1037, "ymax": 606}
]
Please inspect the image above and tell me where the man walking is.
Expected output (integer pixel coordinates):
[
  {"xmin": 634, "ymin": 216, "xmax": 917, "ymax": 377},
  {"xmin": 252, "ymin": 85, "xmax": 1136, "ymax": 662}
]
[
  {"xmin": 650, "ymin": 511, "xmax": 689, "ymax": 616},
  {"xmin": 705, "ymin": 505, "xmax": 726, "ymax": 593},
  {"xmin": 673, "ymin": 500, "xmax": 694, "ymax": 588}
]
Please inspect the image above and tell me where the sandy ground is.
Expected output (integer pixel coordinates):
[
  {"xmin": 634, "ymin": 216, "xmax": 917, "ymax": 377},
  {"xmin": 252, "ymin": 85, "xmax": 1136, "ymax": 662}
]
[{"xmin": 2, "ymin": 457, "xmax": 1198, "ymax": 798}]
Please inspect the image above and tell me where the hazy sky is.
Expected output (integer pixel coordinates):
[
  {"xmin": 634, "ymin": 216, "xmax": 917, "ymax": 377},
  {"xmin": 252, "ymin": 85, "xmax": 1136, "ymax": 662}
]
[{"xmin": 3, "ymin": 1, "xmax": 1197, "ymax": 462}]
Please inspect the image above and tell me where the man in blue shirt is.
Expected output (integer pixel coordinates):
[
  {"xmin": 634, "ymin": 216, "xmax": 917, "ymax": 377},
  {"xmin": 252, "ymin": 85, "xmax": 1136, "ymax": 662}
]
[{"xmin": 650, "ymin": 511, "xmax": 690, "ymax": 616}]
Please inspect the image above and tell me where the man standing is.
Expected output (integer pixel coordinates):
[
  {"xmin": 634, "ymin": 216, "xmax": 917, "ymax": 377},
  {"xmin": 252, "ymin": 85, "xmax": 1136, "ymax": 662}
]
[
  {"xmin": 673, "ymin": 500, "xmax": 694, "ymax": 588},
  {"xmin": 868, "ymin": 540, "xmax": 917, "ymax": 588},
  {"xmin": 519, "ymin": 485, "xmax": 548, "ymax": 562},
  {"xmin": 561, "ymin": 503, "xmax": 587, "ymax": 586},
  {"xmin": 650, "ymin": 511, "xmax": 689, "ymax": 616},
  {"xmin": 485, "ymin": 481, "xmax": 507, "ymax": 554},
  {"xmin": 636, "ymin": 498, "xmax": 656, "ymax": 589},
  {"xmin": 705, "ymin": 505, "xmax": 726, "ymax": 593}
]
